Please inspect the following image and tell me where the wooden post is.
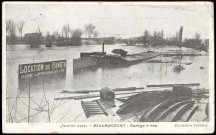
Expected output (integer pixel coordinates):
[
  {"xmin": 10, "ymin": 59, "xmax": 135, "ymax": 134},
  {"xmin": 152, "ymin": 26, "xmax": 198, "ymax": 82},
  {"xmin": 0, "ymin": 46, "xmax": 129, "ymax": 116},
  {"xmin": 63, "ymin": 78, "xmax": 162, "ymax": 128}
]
[
  {"xmin": 102, "ymin": 42, "xmax": 104, "ymax": 53},
  {"xmin": 28, "ymin": 80, "xmax": 31, "ymax": 123}
]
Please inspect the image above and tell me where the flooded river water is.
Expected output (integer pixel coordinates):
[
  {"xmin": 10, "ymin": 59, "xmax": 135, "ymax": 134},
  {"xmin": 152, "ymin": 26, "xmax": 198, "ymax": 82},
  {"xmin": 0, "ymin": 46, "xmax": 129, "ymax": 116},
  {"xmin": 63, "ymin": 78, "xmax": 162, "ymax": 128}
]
[{"xmin": 6, "ymin": 44, "xmax": 209, "ymax": 122}]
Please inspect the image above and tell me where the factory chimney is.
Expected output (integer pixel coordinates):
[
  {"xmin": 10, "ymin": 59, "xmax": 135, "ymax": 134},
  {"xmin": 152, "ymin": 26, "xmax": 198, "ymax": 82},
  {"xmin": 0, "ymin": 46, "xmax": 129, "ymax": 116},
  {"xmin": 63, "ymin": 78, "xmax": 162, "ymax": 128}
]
[{"xmin": 102, "ymin": 42, "xmax": 104, "ymax": 53}]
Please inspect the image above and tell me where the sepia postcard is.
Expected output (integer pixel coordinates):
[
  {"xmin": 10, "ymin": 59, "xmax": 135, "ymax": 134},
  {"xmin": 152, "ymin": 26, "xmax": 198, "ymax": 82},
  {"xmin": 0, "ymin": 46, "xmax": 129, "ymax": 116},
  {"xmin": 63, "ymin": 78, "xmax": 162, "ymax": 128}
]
[{"xmin": 2, "ymin": 1, "xmax": 214, "ymax": 133}]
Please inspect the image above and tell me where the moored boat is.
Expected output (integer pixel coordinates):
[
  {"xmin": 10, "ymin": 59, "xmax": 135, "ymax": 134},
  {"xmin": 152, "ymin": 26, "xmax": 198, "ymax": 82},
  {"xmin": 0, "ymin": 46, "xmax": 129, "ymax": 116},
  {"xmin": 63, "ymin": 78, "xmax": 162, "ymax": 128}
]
[
  {"xmin": 73, "ymin": 43, "xmax": 161, "ymax": 70},
  {"xmin": 73, "ymin": 51, "xmax": 161, "ymax": 70}
]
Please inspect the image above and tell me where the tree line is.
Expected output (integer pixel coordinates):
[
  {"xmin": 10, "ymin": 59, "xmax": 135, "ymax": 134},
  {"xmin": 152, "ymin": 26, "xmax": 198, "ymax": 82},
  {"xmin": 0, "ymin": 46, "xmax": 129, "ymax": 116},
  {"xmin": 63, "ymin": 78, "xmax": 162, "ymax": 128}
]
[
  {"xmin": 120, "ymin": 26, "xmax": 208, "ymax": 52},
  {"xmin": 6, "ymin": 20, "xmax": 209, "ymax": 52},
  {"xmin": 46, "ymin": 23, "xmax": 99, "ymax": 46},
  {"xmin": 6, "ymin": 19, "xmax": 99, "ymax": 47},
  {"xmin": 6, "ymin": 19, "xmax": 25, "ymax": 45}
]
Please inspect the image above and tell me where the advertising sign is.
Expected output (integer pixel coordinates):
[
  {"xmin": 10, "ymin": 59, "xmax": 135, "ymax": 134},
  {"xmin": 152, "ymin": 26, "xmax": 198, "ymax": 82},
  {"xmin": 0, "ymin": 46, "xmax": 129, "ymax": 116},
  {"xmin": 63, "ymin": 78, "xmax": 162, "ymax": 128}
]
[{"xmin": 18, "ymin": 60, "xmax": 66, "ymax": 79}]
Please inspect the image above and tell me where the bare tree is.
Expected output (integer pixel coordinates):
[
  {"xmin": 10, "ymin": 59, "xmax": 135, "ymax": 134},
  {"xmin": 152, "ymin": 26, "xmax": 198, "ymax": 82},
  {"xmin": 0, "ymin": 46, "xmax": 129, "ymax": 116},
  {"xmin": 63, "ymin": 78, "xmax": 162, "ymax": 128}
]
[
  {"xmin": 161, "ymin": 30, "xmax": 164, "ymax": 38},
  {"xmin": 144, "ymin": 30, "xmax": 149, "ymax": 37},
  {"xmin": 153, "ymin": 31, "xmax": 158, "ymax": 46},
  {"xmin": 62, "ymin": 26, "xmax": 67, "ymax": 37},
  {"xmin": 195, "ymin": 32, "xmax": 201, "ymax": 40},
  {"xmin": 93, "ymin": 31, "xmax": 99, "ymax": 38},
  {"xmin": 6, "ymin": 19, "xmax": 17, "ymax": 44},
  {"xmin": 141, "ymin": 30, "xmax": 150, "ymax": 46},
  {"xmin": 71, "ymin": 29, "xmax": 82, "ymax": 46},
  {"xmin": 62, "ymin": 23, "xmax": 70, "ymax": 38},
  {"xmin": 84, "ymin": 23, "xmax": 96, "ymax": 38},
  {"xmin": 194, "ymin": 32, "xmax": 201, "ymax": 47},
  {"xmin": 6, "ymin": 19, "xmax": 16, "ymax": 37},
  {"xmin": 17, "ymin": 20, "xmax": 25, "ymax": 37},
  {"xmin": 36, "ymin": 25, "xmax": 41, "ymax": 34},
  {"xmin": 52, "ymin": 31, "xmax": 60, "ymax": 38},
  {"xmin": 46, "ymin": 31, "xmax": 50, "ymax": 36}
]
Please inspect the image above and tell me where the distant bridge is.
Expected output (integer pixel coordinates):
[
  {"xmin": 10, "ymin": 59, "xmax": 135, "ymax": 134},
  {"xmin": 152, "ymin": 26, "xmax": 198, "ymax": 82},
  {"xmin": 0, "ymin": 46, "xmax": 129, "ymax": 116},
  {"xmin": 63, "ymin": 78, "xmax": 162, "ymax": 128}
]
[{"xmin": 81, "ymin": 38, "xmax": 103, "ymax": 45}]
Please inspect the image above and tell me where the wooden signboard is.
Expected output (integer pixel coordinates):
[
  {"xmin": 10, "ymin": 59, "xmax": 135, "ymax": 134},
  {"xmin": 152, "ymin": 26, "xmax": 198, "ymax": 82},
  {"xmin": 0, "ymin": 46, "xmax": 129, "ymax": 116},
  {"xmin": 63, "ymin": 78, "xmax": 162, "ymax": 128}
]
[{"xmin": 18, "ymin": 60, "xmax": 66, "ymax": 79}]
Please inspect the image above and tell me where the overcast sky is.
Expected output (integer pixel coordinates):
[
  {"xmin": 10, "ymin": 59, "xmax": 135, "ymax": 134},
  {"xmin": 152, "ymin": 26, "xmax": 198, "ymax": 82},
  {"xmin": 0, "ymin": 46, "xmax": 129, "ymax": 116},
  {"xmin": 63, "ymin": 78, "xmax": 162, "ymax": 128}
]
[{"xmin": 5, "ymin": 2, "xmax": 212, "ymax": 39}]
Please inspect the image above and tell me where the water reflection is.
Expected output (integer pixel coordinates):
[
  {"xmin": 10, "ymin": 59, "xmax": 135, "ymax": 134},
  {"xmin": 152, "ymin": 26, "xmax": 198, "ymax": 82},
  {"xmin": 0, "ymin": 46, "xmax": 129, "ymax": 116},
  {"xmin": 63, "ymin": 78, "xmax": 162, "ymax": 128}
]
[{"xmin": 73, "ymin": 66, "xmax": 99, "ymax": 75}]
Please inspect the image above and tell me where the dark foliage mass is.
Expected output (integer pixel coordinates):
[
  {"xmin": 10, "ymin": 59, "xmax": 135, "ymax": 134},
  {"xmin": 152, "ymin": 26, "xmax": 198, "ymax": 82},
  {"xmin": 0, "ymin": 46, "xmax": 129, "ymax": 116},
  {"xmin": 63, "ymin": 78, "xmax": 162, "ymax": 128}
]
[{"xmin": 24, "ymin": 33, "xmax": 42, "ymax": 47}]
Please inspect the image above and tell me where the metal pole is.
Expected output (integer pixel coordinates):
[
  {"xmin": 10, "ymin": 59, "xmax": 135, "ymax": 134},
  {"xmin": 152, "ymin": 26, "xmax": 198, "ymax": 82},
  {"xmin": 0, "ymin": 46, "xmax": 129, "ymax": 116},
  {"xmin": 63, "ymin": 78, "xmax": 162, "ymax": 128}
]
[{"xmin": 28, "ymin": 80, "xmax": 31, "ymax": 123}]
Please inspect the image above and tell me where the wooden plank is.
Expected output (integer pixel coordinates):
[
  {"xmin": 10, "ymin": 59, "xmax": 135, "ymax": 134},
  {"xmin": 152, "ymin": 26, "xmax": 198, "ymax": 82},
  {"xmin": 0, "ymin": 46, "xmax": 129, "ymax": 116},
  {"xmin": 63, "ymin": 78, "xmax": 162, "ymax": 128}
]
[
  {"xmin": 85, "ymin": 106, "xmax": 101, "ymax": 108},
  {"xmin": 114, "ymin": 87, "xmax": 144, "ymax": 91},
  {"xmin": 81, "ymin": 100, "xmax": 109, "ymax": 118},
  {"xmin": 87, "ymin": 110, "xmax": 104, "ymax": 113},
  {"xmin": 56, "ymin": 88, "xmax": 176, "ymax": 100},
  {"xmin": 83, "ymin": 101, "xmax": 98, "ymax": 103},
  {"xmin": 74, "ymin": 94, "xmax": 100, "ymax": 100},
  {"xmin": 145, "ymin": 99, "xmax": 174, "ymax": 118},
  {"xmin": 106, "ymin": 108, "xmax": 116, "ymax": 116},
  {"xmin": 54, "ymin": 96, "xmax": 77, "ymax": 100},
  {"xmin": 85, "ymin": 108, "xmax": 101, "ymax": 110},
  {"xmin": 186, "ymin": 106, "xmax": 199, "ymax": 122},
  {"xmin": 146, "ymin": 83, "xmax": 199, "ymax": 87},
  {"xmin": 90, "ymin": 113, "xmax": 107, "ymax": 115},
  {"xmin": 57, "ymin": 88, "xmax": 181, "ymax": 101},
  {"xmin": 96, "ymin": 100, "xmax": 109, "ymax": 116},
  {"xmin": 55, "ymin": 91, "xmax": 144, "ymax": 100},
  {"xmin": 82, "ymin": 104, "xmax": 99, "ymax": 106},
  {"xmin": 54, "ymin": 94, "xmax": 99, "ymax": 100},
  {"xmin": 116, "ymin": 98, "xmax": 127, "ymax": 102},
  {"xmin": 83, "ymin": 103, "xmax": 98, "ymax": 105},
  {"xmin": 81, "ymin": 101, "xmax": 89, "ymax": 118},
  {"xmin": 61, "ymin": 90, "xmax": 89, "ymax": 94},
  {"xmin": 61, "ymin": 87, "xmax": 144, "ymax": 94},
  {"xmin": 155, "ymin": 100, "xmax": 193, "ymax": 122},
  {"xmin": 172, "ymin": 102, "xmax": 195, "ymax": 122},
  {"xmin": 74, "ymin": 91, "xmax": 141, "ymax": 100}
]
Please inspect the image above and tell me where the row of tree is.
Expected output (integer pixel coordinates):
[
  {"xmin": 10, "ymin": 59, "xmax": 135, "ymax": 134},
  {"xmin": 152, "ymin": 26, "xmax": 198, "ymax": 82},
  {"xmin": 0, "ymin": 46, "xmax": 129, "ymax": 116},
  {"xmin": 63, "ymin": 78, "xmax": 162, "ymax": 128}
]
[
  {"xmin": 121, "ymin": 26, "xmax": 208, "ymax": 52},
  {"xmin": 6, "ymin": 20, "xmax": 209, "ymax": 52},
  {"xmin": 6, "ymin": 19, "xmax": 25, "ymax": 44},
  {"xmin": 45, "ymin": 23, "xmax": 99, "ymax": 46},
  {"xmin": 122, "ymin": 26, "xmax": 183, "ymax": 46},
  {"xmin": 54, "ymin": 23, "xmax": 99, "ymax": 39},
  {"xmin": 6, "ymin": 20, "xmax": 25, "ymax": 37},
  {"xmin": 6, "ymin": 19, "xmax": 100, "ymax": 47}
]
